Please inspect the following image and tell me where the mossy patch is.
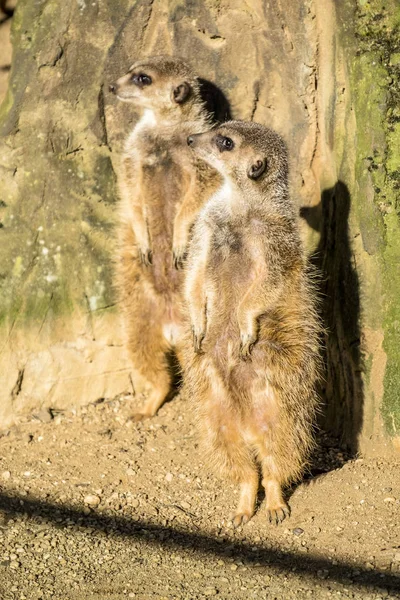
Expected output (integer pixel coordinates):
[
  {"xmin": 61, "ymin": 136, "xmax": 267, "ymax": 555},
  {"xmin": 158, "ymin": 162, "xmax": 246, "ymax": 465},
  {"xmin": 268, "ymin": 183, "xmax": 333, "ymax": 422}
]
[{"xmin": 353, "ymin": 0, "xmax": 400, "ymax": 436}]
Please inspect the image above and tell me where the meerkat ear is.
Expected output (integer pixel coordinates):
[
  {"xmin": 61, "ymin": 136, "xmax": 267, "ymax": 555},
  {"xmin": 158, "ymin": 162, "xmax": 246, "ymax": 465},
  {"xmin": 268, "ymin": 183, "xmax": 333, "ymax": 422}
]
[
  {"xmin": 247, "ymin": 158, "xmax": 267, "ymax": 180},
  {"xmin": 173, "ymin": 82, "xmax": 192, "ymax": 104}
]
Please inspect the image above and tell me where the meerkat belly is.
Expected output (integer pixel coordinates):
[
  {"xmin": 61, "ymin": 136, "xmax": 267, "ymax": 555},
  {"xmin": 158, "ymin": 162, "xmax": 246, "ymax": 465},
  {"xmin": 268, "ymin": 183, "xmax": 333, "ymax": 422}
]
[
  {"xmin": 142, "ymin": 157, "xmax": 185, "ymax": 295},
  {"xmin": 161, "ymin": 301, "xmax": 185, "ymax": 346},
  {"xmin": 205, "ymin": 227, "xmax": 257, "ymax": 377}
]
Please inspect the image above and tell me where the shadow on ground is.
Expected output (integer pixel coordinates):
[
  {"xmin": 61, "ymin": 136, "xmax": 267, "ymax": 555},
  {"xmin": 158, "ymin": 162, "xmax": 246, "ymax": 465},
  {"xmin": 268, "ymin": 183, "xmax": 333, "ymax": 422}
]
[{"xmin": 0, "ymin": 490, "xmax": 398, "ymax": 593}]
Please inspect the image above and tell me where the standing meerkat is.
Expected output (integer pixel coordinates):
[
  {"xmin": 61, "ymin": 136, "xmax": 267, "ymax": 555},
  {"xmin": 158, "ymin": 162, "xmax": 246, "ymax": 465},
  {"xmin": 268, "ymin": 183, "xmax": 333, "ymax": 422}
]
[
  {"xmin": 183, "ymin": 121, "xmax": 321, "ymax": 526},
  {"xmin": 109, "ymin": 56, "xmax": 229, "ymax": 421}
]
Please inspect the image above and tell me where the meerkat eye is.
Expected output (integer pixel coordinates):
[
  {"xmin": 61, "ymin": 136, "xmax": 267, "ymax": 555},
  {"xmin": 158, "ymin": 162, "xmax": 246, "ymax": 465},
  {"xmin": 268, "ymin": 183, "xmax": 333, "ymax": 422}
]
[
  {"xmin": 216, "ymin": 135, "xmax": 234, "ymax": 152},
  {"xmin": 222, "ymin": 137, "xmax": 234, "ymax": 150},
  {"xmin": 132, "ymin": 73, "xmax": 152, "ymax": 87}
]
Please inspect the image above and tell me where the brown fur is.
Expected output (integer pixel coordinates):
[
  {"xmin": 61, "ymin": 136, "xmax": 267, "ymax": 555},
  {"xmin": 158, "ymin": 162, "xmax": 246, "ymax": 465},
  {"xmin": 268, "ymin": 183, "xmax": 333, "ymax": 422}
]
[
  {"xmin": 183, "ymin": 121, "xmax": 322, "ymax": 526},
  {"xmin": 111, "ymin": 56, "xmax": 226, "ymax": 420}
]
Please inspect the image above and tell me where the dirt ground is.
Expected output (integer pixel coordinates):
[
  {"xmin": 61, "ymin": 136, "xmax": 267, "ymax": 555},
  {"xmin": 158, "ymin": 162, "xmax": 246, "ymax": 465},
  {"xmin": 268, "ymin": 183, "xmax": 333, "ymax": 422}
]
[{"xmin": 0, "ymin": 393, "xmax": 399, "ymax": 600}]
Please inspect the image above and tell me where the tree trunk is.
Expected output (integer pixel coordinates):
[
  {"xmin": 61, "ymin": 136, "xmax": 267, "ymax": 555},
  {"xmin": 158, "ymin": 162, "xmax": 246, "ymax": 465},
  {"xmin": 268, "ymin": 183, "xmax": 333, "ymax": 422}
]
[{"xmin": 0, "ymin": 0, "xmax": 398, "ymax": 454}]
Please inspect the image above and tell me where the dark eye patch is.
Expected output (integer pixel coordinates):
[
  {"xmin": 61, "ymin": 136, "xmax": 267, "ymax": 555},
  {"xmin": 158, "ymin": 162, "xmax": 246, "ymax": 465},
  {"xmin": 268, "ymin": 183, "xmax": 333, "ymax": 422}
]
[
  {"xmin": 131, "ymin": 73, "xmax": 152, "ymax": 87},
  {"xmin": 215, "ymin": 134, "xmax": 235, "ymax": 152}
]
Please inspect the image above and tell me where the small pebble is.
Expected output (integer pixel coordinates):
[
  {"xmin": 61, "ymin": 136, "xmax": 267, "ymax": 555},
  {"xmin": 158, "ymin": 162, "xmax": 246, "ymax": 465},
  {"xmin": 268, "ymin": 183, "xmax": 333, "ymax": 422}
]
[
  {"xmin": 203, "ymin": 587, "xmax": 217, "ymax": 596},
  {"xmin": 1, "ymin": 471, "xmax": 11, "ymax": 481},
  {"xmin": 383, "ymin": 497, "xmax": 396, "ymax": 503},
  {"xmin": 293, "ymin": 528, "xmax": 304, "ymax": 536},
  {"xmin": 165, "ymin": 472, "xmax": 173, "ymax": 482},
  {"xmin": 84, "ymin": 494, "xmax": 101, "ymax": 507},
  {"xmin": 35, "ymin": 408, "xmax": 53, "ymax": 423},
  {"xmin": 317, "ymin": 569, "xmax": 329, "ymax": 579}
]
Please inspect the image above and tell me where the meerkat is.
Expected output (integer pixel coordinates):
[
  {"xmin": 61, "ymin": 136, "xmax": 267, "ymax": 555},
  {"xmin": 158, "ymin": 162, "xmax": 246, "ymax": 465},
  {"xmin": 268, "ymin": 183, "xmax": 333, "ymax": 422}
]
[
  {"xmin": 183, "ymin": 121, "xmax": 321, "ymax": 526},
  {"xmin": 109, "ymin": 56, "xmax": 229, "ymax": 420}
]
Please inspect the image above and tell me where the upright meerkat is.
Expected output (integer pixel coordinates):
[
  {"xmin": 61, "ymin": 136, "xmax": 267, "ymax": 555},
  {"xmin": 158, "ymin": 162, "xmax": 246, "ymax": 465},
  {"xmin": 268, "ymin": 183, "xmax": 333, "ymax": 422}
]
[
  {"xmin": 109, "ymin": 56, "xmax": 229, "ymax": 420},
  {"xmin": 183, "ymin": 121, "xmax": 321, "ymax": 526}
]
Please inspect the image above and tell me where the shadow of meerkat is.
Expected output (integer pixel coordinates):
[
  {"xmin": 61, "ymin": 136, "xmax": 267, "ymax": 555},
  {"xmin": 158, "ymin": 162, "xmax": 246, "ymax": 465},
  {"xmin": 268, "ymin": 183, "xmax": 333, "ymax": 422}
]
[{"xmin": 300, "ymin": 181, "xmax": 363, "ymax": 465}]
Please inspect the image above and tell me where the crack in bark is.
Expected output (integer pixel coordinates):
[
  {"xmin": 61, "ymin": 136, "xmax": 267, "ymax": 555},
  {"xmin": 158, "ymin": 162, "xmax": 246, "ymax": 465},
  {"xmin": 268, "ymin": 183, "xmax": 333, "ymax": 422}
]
[
  {"xmin": 250, "ymin": 80, "xmax": 260, "ymax": 121},
  {"xmin": 11, "ymin": 369, "xmax": 24, "ymax": 403},
  {"xmin": 139, "ymin": 0, "xmax": 155, "ymax": 51},
  {"xmin": 84, "ymin": 293, "xmax": 96, "ymax": 341},
  {"xmin": 97, "ymin": 84, "xmax": 111, "ymax": 151},
  {"xmin": 309, "ymin": 67, "xmax": 320, "ymax": 170},
  {"xmin": 38, "ymin": 293, "xmax": 54, "ymax": 336},
  {"xmin": 39, "ymin": 44, "xmax": 64, "ymax": 69}
]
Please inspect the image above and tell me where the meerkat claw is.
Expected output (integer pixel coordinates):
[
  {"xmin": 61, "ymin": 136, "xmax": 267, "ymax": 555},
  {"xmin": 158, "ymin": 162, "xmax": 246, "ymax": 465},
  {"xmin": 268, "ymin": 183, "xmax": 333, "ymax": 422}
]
[
  {"xmin": 239, "ymin": 334, "xmax": 256, "ymax": 359},
  {"xmin": 267, "ymin": 504, "xmax": 290, "ymax": 525},
  {"xmin": 192, "ymin": 327, "xmax": 205, "ymax": 353},
  {"xmin": 240, "ymin": 342, "xmax": 253, "ymax": 359},
  {"xmin": 139, "ymin": 249, "xmax": 152, "ymax": 266},
  {"xmin": 230, "ymin": 512, "xmax": 252, "ymax": 528},
  {"xmin": 128, "ymin": 412, "xmax": 150, "ymax": 423},
  {"xmin": 172, "ymin": 249, "xmax": 186, "ymax": 269}
]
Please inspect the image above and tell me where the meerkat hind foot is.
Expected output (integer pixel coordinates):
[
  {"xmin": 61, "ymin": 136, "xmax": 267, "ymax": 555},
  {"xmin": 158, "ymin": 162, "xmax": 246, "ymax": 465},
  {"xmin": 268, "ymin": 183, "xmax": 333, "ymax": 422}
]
[
  {"xmin": 229, "ymin": 475, "xmax": 258, "ymax": 528},
  {"xmin": 263, "ymin": 478, "xmax": 290, "ymax": 525},
  {"xmin": 127, "ymin": 378, "xmax": 171, "ymax": 424},
  {"xmin": 128, "ymin": 412, "xmax": 152, "ymax": 423},
  {"xmin": 230, "ymin": 510, "xmax": 254, "ymax": 528},
  {"xmin": 267, "ymin": 504, "xmax": 290, "ymax": 525}
]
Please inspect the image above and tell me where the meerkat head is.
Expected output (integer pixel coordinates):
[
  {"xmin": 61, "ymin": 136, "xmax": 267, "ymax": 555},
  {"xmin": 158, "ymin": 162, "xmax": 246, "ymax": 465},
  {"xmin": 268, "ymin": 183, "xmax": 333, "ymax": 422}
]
[
  {"xmin": 109, "ymin": 55, "xmax": 227, "ymax": 127},
  {"xmin": 187, "ymin": 121, "xmax": 288, "ymax": 191}
]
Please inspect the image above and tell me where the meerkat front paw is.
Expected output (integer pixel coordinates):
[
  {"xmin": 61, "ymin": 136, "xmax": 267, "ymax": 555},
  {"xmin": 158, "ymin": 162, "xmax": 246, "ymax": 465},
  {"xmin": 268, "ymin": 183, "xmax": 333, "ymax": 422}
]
[
  {"xmin": 172, "ymin": 247, "xmax": 187, "ymax": 270},
  {"xmin": 191, "ymin": 325, "xmax": 206, "ymax": 353},
  {"xmin": 138, "ymin": 248, "xmax": 153, "ymax": 266},
  {"xmin": 239, "ymin": 331, "xmax": 257, "ymax": 359}
]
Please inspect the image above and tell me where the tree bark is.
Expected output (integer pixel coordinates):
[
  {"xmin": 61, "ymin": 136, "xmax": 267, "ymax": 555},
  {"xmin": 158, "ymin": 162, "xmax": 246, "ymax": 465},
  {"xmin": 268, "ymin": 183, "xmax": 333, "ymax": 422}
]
[{"xmin": 0, "ymin": 0, "xmax": 398, "ymax": 454}]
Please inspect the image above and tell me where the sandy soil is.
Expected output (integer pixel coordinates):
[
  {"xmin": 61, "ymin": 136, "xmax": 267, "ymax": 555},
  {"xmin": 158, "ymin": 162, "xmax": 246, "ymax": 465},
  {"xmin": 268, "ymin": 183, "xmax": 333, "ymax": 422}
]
[{"xmin": 0, "ymin": 392, "xmax": 399, "ymax": 600}]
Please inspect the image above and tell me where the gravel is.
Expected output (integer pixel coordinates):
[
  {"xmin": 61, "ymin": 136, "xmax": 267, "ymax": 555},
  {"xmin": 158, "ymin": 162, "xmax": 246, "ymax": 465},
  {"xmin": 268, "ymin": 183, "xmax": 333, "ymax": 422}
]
[{"xmin": 0, "ymin": 393, "xmax": 399, "ymax": 599}]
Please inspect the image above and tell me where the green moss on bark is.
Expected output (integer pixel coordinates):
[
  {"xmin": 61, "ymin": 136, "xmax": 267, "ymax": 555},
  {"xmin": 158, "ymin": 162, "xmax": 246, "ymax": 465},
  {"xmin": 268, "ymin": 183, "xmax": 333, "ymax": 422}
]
[
  {"xmin": 353, "ymin": 0, "xmax": 400, "ymax": 436},
  {"xmin": 0, "ymin": 0, "xmax": 124, "ymax": 329}
]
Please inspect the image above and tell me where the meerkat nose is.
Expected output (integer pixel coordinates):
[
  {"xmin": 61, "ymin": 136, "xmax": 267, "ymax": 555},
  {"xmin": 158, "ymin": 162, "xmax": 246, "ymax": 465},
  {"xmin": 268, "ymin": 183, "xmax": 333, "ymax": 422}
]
[
  {"xmin": 187, "ymin": 136, "xmax": 195, "ymax": 146},
  {"xmin": 109, "ymin": 84, "xmax": 116, "ymax": 94}
]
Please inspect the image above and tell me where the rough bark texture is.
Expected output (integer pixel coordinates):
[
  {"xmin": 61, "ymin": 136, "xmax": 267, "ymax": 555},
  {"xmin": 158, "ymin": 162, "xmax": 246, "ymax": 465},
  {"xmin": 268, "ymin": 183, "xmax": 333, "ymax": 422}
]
[{"xmin": 0, "ymin": 0, "xmax": 398, "ymax": 454}]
